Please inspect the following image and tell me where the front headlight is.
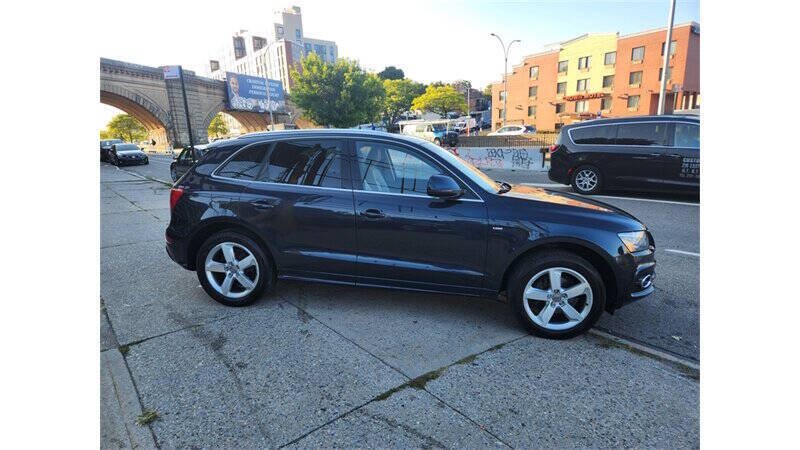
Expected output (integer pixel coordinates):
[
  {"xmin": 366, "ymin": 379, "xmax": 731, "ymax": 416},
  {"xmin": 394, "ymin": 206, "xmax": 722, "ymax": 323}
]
[{"xmin": 618, "ymin": 231, "xmax": 649, "ymax": 253}]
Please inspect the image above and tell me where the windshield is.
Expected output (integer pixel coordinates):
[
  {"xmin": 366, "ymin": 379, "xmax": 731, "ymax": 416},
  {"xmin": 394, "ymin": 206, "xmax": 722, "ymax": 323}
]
[
  {"xmin": 431, "ymin": 124, "xmax": 446, "ymax": 132},
  {"xmin": 416, "ymin": 140, "xmax": 500, "ymax": 193},
  {"xmin": 116, "ymin": 144, "xmax": 140, "ymax": 151}
]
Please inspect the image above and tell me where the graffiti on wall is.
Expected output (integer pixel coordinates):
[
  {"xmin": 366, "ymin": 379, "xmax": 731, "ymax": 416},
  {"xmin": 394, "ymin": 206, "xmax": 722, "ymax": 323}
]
[{"xmin": 451, "ymin": 147, "xmax": 544, "ymax": 171}]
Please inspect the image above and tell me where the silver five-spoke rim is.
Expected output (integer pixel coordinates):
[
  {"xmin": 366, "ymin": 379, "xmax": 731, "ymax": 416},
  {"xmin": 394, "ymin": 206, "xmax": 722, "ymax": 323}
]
[
  {"xmin": 204, "ymin": 242, "xmax": 259, "ymax": 299},
  {"xmin": 522, "ymin": 267, "xmax": 593, "ymax": 331},
  {"xmin": 575, "ymin": 169, "xmax": 598, "ymax": 192}
]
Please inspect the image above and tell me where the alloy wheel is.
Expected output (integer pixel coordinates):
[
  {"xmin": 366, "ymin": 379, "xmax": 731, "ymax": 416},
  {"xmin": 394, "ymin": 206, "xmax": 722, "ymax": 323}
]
[
  {"xmin": 204, "ymin": 242, "xmax": 260, "ymax": 299},
  {"xmin": 575, "ymin": 169, "xmax": 598, "ymax": 192},
  {"xmin": 522, "ymin": 267, "xmax": 593, "ymax": 331}
]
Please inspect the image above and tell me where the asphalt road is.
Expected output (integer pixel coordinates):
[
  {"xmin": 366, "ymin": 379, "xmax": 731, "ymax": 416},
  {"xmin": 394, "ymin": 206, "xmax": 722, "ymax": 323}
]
[
  {"xmin": 118, "ymin": 157, "xmax": 700, "ymax": 361},
  {"xmin": 100, "ymin": 163, "xmax": 697, "ymax": 447}
]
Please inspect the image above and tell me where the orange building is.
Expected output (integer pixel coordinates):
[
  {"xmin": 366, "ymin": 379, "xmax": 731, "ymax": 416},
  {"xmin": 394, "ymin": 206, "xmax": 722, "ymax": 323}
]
[{"xmin": 491, "ymin": 22, "xmax": 699, "ymax": 131}]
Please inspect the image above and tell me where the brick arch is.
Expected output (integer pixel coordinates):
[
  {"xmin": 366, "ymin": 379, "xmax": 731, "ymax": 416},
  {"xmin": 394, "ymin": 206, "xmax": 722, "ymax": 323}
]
[
  {"xmin": 201, "ymin": 100, "xmax": 271, "ymax": 135},
  {"xmin": 100, "ymin": 82, "xmax": 173, "ymax": 149}
]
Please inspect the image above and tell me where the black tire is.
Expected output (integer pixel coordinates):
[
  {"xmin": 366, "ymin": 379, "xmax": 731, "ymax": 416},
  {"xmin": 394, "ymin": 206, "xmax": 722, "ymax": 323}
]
[
  {"xmin": 571, "ymin": 165, "xmax": 603, "ymax": 195},
  {"xmin": 111, "ymin": 155, "xmax": 119, "ymax": 166},
  {"xmin": 508, "ymin": 250, "xmax": 606, "ymax": 339},
  {"xmin": 196, "ymin": 231, "xmax": 275, "ymax": 307},
  {"xmin": 433, "ymin": 138, "xmax": 442, "ymax": 146}
]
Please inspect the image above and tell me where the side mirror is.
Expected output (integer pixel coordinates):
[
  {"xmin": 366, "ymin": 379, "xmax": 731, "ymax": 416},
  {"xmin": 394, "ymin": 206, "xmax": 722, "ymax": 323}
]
[{"xmin": 427, "ymin": 175, "xmax": 463, "ymax": 199}]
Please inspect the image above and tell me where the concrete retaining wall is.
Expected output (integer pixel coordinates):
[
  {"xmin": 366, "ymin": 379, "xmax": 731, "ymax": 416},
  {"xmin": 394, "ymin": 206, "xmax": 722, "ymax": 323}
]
[{"xmin": 452, "ymin": 147, "xmax": 547, "ymax": 171}]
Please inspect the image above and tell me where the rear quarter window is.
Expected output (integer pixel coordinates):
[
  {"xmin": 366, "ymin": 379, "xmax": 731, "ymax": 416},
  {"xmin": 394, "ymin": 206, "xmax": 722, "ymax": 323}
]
[
  {"xmin": 215, "ymin": 144, "xmax": 269, "ymax": 180},
  {"xmin": 569, "ymin": 125, "xmax": 617, "ymax": 145}
]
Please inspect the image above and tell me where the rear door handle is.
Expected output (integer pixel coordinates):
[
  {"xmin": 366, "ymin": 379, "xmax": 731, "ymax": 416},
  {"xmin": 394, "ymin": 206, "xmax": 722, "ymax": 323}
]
[
  {"xmin": 667, "ymin": 154, "xmax": 683, "ymax": 158},
  {"xmin": 648, "ymin": 153, "xmax": 662, "ymax": 157},
  {"xmin": 361, "ymin": 209, "xmax": 385, "ymax": 219}
]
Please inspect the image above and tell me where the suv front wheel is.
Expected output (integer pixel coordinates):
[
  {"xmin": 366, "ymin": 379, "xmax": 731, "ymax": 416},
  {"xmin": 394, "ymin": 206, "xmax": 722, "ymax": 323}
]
[
  {"xmin": 196, "ymin": 231, "xmax": 274, "ymax": 306},
  {"xmin": 509, "ymin": 251, "xmax": 606, "ymax": 339}
]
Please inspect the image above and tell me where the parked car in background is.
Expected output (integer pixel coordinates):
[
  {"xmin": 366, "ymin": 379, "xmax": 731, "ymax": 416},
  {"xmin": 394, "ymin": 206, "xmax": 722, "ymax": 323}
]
[
  {"xmin": 401, "ymin": 121, "xmax": 458, "ymax": 146},
  {"xmin": 488, "ymin": 125, "xmax": 536, "ymax": 136},
  {"xmin": 170, "ymin": 144, "xmax": 209, "ymax": 181},
  {"xmin": 108, "ymin": 143, "xmax": 149, "ymax": 166},
  {"xmin": 100, "ymin": 139, "xmax": 124, "ymax": 162},
  {"xmin": 165, "ymin": 129, "xmax": 655, "ymax": 339},
  {"xmin": 548, "ymin": 115, "xmax": 700, "ymax": 195}
]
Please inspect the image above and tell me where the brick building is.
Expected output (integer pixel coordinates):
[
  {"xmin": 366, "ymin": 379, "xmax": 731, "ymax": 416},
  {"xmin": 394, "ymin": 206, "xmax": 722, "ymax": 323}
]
[{"xmin": 491, "ymin": 22, "xmax": 699, "ymax": 131}]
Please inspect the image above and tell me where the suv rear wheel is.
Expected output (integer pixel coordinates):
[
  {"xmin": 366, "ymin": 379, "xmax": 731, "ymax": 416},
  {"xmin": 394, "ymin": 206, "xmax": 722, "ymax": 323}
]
[
  {"xmin": 196, "ymin": 231, "xmax": 274, "ymax": 306},
  {"xmin": 509, "ymin": 251, "xmax": 606, "ymax": 339},
  {"xmin": 572, "ymin": 165, "xmax": 602, "ymax": 195}
]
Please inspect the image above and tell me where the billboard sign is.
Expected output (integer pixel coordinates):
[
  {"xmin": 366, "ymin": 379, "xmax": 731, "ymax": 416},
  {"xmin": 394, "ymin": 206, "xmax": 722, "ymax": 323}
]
[
  {"xmin": 225, "ymin": 72, "xmax": 285, "ymax": 113},
  {"xmin": 163, "ymin": 65, "xmax": 181, "ymax": 80}
]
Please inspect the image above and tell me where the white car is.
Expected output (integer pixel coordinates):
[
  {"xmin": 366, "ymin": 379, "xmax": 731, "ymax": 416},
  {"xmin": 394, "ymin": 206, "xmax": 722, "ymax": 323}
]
[{"xmin": 488, "ymin": 125, "xmax": 536, "ymax": 136}]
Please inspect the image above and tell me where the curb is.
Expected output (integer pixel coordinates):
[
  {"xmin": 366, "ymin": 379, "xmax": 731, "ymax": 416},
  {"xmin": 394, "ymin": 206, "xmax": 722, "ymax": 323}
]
[
  {"xmin": 589, "ymin": 328, "xmax": 700, "ymax": 374},
  {"xmin": 115, "ymin": 166, "xmax": 173, "ymax": 187},
  {"xmin": 101, "ymin": 350, "xmax": 158, "ymax": 448}
]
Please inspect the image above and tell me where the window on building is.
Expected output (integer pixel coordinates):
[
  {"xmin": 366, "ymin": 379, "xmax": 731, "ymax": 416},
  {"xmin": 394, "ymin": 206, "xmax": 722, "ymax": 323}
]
[
  {"xmin": 499, "ymin": 91, "xmax": 506, "ymax": 100},
  {"xmin": 304, "ymin": 42, "xmax": 311, "ymax": 52},
  {"xmin": 529, "ymin": 65, "xmax": 539, "ymax": 79},
  {"xmin": 674, "ymin": 122, "xmax": 700, "ymax": 148},
  {"xmin": 499, "ymin": 109, "xmax": 505, "ymax": 119},
  {"xmin": 602, "ymin": 75, "xmax": 614, "ymax": 88},
  {"xmin": 604, "ymin": 51, "xmax": 616, "ymax": 65},
  {"xmin": 629, "ymin": 71, "xmax": 643, "ymax": 85},
  {"xmin": 216, "ymin": 144, "xmax": 268, "ymax": 180},
  {"xmin": 295, "ymin": 29, "xmax": 302, "ymax": 40},
  {"xmin": 528, "ymin": 105, "xmax": 536, "ymax": 116},
  {"xmin": 558, "ymin": 60, "xmax": 568, "ymax": 73},
  {"xmin": 276, "ymin": 26, "xmax": 284, "ymax": 37},
  {"xmin": 661, "ymin": 40, "xmax": 678, "ymax": 56},
  {"xmin": 528, "ymin": 86, "xmax": 538, "ymax": 97},
  {"xmin": 330, "ymin": 46, "xmax": 335, "ymax": 58},
  {"xmin": 356, "ymin": 142, "xmax": 442, "ymax": 195},
  {"xmin": 631, "ymin": 46, "xmax": 645, "ymax": 62},
  {"xmin": 233, "ymin": 36, "xmax": 246, "ymax": 59},
  {"xmin": 575, "ymin": 100, "xmax": 589, "ymax": 113},
  {"xmin": 252, "ymin": 36, "xmax": 267, "ymax": 51},
  {"xmin": 578, "ymin": 56, "xmax": 591, "ymax": 70},
  {"xmin": 576, "ymin": 78, "xmax": 590, "ymax": 91},
  {"xmin": 601, "ymin": 95, "xmax": 612, "ymax": 110},
  {"xmin": 556, "ymin": 82, "xmax": 566, "ymax": 95},
  {"xmin": 209, "ymin": 60, "xmax": 220, "ymax": 72},
  {"xmin": 627, "ymin": 95, "xmax": 641, "ymax": 109},
  {"xmin": 555, "ymin": 103, "xmax": 565, "ymax": 114},
  {"xmin": 616, "ymin": 122, "xmax": 668, "ymax": 146},
  {"xmin": 570, "ymin": 125, "xmax": 617, "ymax": 144},
  {"xmin": 260, "ymin": 140, "xmax": 345, "ymax": 188},
  {"xmin": 659, "ymin": 66, "xmax": 674, "ymax": 81}
]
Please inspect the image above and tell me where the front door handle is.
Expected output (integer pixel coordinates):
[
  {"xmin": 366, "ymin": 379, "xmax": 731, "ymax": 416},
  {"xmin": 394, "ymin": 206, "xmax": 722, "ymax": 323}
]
[
  {"xmin": 648, "ymin": 153, "xmax": 662, "ymax": 157},
  {"xmin": 252, "ymin": 199, "xmax": 276, "ymax": 210},
  {"xmin": 361, "ymin": 209, "xmax": 385, "ymax": 219},
  {"xmin": 667, "ymin": 153, "xmax": 683, "ymax": 158}
]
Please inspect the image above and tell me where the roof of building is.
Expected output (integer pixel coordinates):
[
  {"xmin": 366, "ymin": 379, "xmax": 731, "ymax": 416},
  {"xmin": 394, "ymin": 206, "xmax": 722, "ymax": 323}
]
[{"xmin": 618, "ymin": 21, "xmax": 699, "ymax": 39}]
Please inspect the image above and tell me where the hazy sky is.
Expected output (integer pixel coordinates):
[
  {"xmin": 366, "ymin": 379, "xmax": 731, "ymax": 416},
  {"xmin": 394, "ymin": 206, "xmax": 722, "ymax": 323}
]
[{"xmin": 98, "ymin": 0, "xmax": 699, "ymax": 127}]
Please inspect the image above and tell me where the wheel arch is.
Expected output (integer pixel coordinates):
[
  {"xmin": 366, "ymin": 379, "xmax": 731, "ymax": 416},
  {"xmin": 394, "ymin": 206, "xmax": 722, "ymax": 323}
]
[
  {"xmin": 500, "ymin": 237, "xmax": 620, "ymax": 313},
  {"xmin": 186, "ymin": 217, "xmax": 277, "ymax": 273}
]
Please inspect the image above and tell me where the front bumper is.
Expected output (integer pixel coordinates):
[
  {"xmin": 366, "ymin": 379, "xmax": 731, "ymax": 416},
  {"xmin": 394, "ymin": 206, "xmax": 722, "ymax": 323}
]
[
  {"xmin": 118, "ymin": 157, "xmax": 148, "ymax": 165},
  {"xmin": 615, "ymin": 246, "xmax": 657, "ymax": 308}
]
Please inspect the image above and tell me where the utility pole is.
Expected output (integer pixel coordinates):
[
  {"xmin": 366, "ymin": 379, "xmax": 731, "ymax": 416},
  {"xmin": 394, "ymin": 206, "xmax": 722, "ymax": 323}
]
[
  {"xmin": 178, "ymin": 66, "xmax": 195, "ymax": 150},
  {"xmin": 490, "ymin": 33, "xmax": 520, "ymax": 127},
  {"xmin": 657, "ymin": 0, "xmax": 677, "ymax": 115}
]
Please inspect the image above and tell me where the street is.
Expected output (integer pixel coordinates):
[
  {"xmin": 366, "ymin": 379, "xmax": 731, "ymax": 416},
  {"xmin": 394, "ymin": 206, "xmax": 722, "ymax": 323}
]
[{"xmin": 101, "ymin": 160, "xmax": 699, "ymax": 447}]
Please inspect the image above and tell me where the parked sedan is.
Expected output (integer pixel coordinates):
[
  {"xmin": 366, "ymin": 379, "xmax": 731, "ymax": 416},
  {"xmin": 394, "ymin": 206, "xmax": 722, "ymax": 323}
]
[
  {"xmin": 100, "ymin": 139, "xmax": 123, "ymax": 162},
  {"xmin": 488, "ymin": 124, "xmax": 536, "ymax": 136},
  {"xmin": 165, "ymin": 130, "xmax": 656, "ymax": 339},
  {"xmin": 108, "ymin": 143, "xmax": 149, "ymax": 166},
  {"xmin": 548, "ymin": 115, "xmax": 699, "ymax": 195}
]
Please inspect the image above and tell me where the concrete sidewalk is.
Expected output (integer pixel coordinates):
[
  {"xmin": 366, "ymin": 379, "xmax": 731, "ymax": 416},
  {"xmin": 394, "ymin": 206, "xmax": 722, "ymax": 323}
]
[{"xmin": 100, "ymin": 163, "xmax": 698, "ymax": 448}]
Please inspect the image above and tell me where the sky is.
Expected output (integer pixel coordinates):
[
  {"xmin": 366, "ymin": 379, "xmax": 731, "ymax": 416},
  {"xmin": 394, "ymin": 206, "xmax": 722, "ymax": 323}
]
[{"xmin": 98, "ymin": 0, "xmax": 700, "ymax": 127}]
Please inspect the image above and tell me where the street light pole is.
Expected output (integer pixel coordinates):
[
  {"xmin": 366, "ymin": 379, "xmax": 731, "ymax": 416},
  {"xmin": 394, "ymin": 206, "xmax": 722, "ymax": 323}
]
[
  {"xmin": 657, "ymin": 0, "xmax": 677, "ymax": 115},
  {"xmin": 490, "ymin": 33, "xmax": 520, "ymax": 127}
]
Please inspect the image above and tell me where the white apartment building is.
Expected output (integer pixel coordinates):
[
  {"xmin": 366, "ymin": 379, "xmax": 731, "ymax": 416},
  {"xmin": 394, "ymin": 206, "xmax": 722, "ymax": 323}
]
[{"xmin": 207, "ymin": 5, "xmax": 338, "ymax": 94}]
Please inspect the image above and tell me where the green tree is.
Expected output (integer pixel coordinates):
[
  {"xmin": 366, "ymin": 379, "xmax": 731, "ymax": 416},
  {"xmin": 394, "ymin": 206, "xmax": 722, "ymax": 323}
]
[
  {"xmin": 99, "ymin": 129, "xmax": 113, "ymax": 140},
  {"xmin": 482, "ymin": 85, "xmax": 493, "ymax": 97},
  {"xmin": 208, "ymin": 112, "xmax": 229, "ymax": 138},
  {"xmin": 411, "ymin": 85, "xmax": 468, "ymax": 119},
  {"xmin": 382, "ymin": 78, "xmax": 423, "ymax": 128},
  {"xmin": 289, "ymin": 53, "xmax": 385, "ymax": 128},
  {"xmin": 378, "ymin": 66, "xmax": 404, "ymax": 80},
  {"xmin": 106, "ymin": 114, "xmax": 147, "ymax": 142}
]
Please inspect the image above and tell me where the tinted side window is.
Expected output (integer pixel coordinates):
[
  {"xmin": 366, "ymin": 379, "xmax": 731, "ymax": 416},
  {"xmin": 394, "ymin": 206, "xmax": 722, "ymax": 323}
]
[
  {"xmin": 616, "ymin": 123, "xmax": 668, "ymax": 146},
  {"xmin": 260, "ymin": 140, "xmax": 345, "ymax": 188},
  {"xmin": 570, "ymin": 125, "xmax": 617, "ymax": 145},
  {"xmin": 674, "ymin": 123, "xmax": 700, "ymax": 149},
  {"xmin": 216, "ymin": 144, "xmax": 268, "ymax": 180},
  {"xmin": 355, "ymin": 141, "xmax": 441, "ymax": 195}
]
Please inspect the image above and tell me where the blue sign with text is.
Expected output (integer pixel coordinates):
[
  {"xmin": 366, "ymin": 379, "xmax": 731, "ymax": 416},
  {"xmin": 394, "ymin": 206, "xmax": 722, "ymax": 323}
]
[{"xmin": 225, "ymin": 72, "xmax": 285, "ymax": 113}]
